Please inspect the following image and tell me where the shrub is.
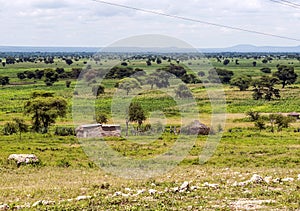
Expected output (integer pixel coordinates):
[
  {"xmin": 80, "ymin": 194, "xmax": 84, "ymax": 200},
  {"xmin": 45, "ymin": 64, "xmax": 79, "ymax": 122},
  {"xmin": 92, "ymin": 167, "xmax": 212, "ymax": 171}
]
[
  {"xmin": 260, "ymin": 67, "xmax": 271, "ymax": 73},
  {"xmin": 54, "ymin": 127, "xmax": 75, "ymax": 136},
  {"xmin": 3, "ymin": 122, "xmax": 17, "ymax": 135}
]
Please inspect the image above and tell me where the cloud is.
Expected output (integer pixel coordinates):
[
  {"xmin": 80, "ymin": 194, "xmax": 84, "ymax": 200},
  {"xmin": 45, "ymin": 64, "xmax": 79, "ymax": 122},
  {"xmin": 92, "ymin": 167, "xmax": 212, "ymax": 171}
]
[
  {"xmin": 0, "ymin": 0, "xmax": 299, "ymax": 47},
  {"xmin": 31, "ymin": 0, "xmax": 69, "ymax": 9}
]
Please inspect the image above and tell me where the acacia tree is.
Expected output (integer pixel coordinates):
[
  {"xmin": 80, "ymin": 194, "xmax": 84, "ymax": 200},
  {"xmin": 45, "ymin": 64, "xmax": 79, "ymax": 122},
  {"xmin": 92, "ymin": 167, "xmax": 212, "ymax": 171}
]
[
  {"xmin": 24, "ymin": 92, "xmax": 67, "ymax": 133},
  {"xmin": 0, "ymin": 76, "xmax": 9, "ymax": 86},
  {"xmin": 147, "ymin": 70, "xmax": 170, "ymax": 88},
  {"xmin": 118, "ymin": 78, "xmax": 141, "ymax": 95},
  {"xmin": 230, "ymin": 76, "xmax": 252, "ymax": 91},
  {"xmin": 273, "ymin": 65, "xmax": 297, "ymax": 88},
  {"xmin": 252, "ymin": 76, "xmax": 280, "ymax": 101},
  {"xmin": 128, "ymin": 102, "xmax": 146, "ymax": 128},
  {"xmin": 13, "ymin": 118, "xmax": 28, "ymax": 141},
  {"xmin": 175, "ymin": 84, "xmax": 193, "ymax": 98}
]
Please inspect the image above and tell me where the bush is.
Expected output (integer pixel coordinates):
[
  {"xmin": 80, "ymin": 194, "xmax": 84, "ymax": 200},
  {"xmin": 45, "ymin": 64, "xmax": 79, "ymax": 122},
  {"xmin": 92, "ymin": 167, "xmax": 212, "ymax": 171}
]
[
  {"xmin": 54, "ymin": 127, "xmax": 75, "ymax": 136},
  {"xmin": 3, "ymin": 122, "xmax": 17, "ymax": 135},
  {"xmin": 260, "ymin": 67, "xmax": 271, "ymax": 73}
]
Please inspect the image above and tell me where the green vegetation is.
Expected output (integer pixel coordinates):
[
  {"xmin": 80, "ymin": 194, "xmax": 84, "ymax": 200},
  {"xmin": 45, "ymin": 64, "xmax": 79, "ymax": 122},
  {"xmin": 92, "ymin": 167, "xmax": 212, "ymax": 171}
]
[{"xmin": 0, "ymin": 52, "xmax": 299, "ymax": 209}]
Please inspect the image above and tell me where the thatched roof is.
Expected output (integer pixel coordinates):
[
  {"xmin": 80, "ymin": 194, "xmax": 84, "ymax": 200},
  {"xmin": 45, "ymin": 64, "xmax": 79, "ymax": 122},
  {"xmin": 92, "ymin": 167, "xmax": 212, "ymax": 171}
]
[{"xmin": 182, "ymin": 120, "xmax": 210, "ymax": 135}]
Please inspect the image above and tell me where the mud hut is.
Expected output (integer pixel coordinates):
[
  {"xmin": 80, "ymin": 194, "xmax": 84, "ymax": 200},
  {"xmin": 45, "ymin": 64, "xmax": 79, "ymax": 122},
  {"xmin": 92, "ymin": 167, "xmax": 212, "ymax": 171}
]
[
  {"xmin": 181, "ymin": 120, "xmax": 210, "ymax": 135},
  {"xmin": 75, "ymin": 124, "xmax": 121, "ymax": 138}
]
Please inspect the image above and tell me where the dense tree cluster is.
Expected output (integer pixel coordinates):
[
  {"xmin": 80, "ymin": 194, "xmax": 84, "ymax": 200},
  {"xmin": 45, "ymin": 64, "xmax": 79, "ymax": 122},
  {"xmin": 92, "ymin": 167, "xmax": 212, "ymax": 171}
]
[
  {"xmin": 105, "ymin": 67, "xmax": 143, "ymax": 79},
  {"xmin": 208, "ymin": 68, "xmax": 234, "ymax": 84}
]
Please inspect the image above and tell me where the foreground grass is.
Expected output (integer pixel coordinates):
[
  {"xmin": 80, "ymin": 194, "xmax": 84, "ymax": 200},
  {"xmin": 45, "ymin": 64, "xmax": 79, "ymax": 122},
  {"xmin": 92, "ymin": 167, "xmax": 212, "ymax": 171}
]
[{"xmin": 0, "ymin": 129, "xmax": 299, "ymax": 210}]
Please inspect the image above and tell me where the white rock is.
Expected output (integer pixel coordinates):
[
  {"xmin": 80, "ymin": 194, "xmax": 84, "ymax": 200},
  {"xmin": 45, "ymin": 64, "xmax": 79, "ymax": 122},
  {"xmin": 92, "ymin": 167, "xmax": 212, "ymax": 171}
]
[
  {"xmin": 281, "ymin": 178, "xmax": 294, "ymax": 182},
  {"xmin": 41, "ymin": 200, "xmax": 55, "ymax": 205},
  {"xmin": 232, "ymin": 181, "xmax": 247, "ymax": 187},
  {"xmin": 297, "ymin": 174, "xmax": 300, "ymax": 181},
  {"xmin": 121, "ymin": 193, "xmax": 130, "ymax": 197},
  {"xmin": 151, "ymin": 183, "xmax": 156, "ymax": 187},
  {"xmin": 190, "ymin": 186, "xmax": 199, "ymax": 191},
  {"xmin": 187, "ymin": 205, "xmax": 193, "ymax": 211},
  {"xmin": 8, "ymin": 154, "xmax": 39, "ymax": 165},
  {"xmin": 148, "ymin": 189, "xmax": 157, "ymax": 195},
  {"xmin": 124, "ymin": 188, "xmax": 131, "ymax": 192},
  {"xmin": 250, "ymin": 174, "xmax": 264, "ymax": 183},
  {"xmin": 180, "ymin": 181, "xmax": 189, "ymax": 190},
  {"xmin": 264, "ymin": 176, "xmax": 272, "ymax": 184},
  {"xmin": 133, "ymin": 189, "xmax": 145, "ymax": 196},
  {"xmin": 272, "ymin": 178, "xmax": 281, "ymax": 183},
  {"xmin": 171, "ymin": 187, "xmax": 179, "ymax": 192},
  {"xmin": 114, "ymin": 191, "xmax": 122, "ymax": 196},
  {"xmin": 203, "ymin": 182, "xmax": 219, "ymax": 189},
  {"xmin": 32, "ymin": 200, "xmax": 42, "ymax": 207},
  {"xmin": 0, "ymin": 204, "xmax": 9, "ymax": 211},
  {"xmin": 76, "ymin": 195, "xmax": 91, "ymax": 201}
]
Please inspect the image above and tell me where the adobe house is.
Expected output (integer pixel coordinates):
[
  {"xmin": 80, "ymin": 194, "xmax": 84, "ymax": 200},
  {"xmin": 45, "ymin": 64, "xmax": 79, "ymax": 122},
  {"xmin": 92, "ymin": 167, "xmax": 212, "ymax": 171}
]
[{"xmin": 75, "ymin": 124, "xmax": 121, "ymax": 138}]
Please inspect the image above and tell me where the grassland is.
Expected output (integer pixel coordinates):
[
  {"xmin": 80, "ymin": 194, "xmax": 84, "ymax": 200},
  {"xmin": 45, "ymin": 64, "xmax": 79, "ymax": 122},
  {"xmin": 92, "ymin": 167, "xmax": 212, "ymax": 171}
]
[{"xmin": 0, "ymin": 54, "xmax": 299, "ymax": 210}]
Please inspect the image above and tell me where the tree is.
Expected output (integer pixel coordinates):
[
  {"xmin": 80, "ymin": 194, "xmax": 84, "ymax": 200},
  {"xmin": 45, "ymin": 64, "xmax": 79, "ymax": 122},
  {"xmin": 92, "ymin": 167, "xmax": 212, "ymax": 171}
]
[
  {"xmin": 121, "ymin": 62, "xmax": 128, "ymax": 66},
  {"xmin": 254, "ymin": 118, "xmax": 266, "ymax": 132},
  {"xmin": 65, "ymin": 59, "xmax": 73, "ymax": 65},
  {"xmin": 230, "ymin": 76, "xmax": 252, "ymax": 91},
  {"xmin": 269, "ymin": 113, "xmax": 295, "ymax": 132},
  {"xmin": 273, "ymin": 65, "xmax": 297, "ymax": 88},
  {"xmin": 246, "ymin": 110, "xmax": 260, "ymax": 121},
  {"xmin": 128, "ymin": 102, "xmax": 146, "ymax": 127},
  {"xmin": 208, "ymin": 68, "xmax": 234, "ymax": 84},
  {"xmin": 17, "ymin": 72, "xmax": 26, "ymax": 80},
  {"xmin": 156, "ymin": 57, "xmax": 162, "ymax": 64},
  {"xmin": 223, "ymin": 59, "xmax": 230, "ymax": 65},
  {"xmin": 252, "ymin": 76, "xmax": 280, "ymax": 101},
  {"xmin": 0, "ymin": 76, "xmax": 9, "ymax": 86},
  {"xmin": 175, "ymin": 84, "xmax": 193, "ymax": 98},
  {"xmin": 118, "ymin": 78, "xmax": 141, "ymax": 95},
  {"xmin": 198, "ymin": 71, "xmax": 205, "ymax": 77},
  {"xmin": 252, "ymin": 61, "xmax": 257, "ymax": 67},
  {"xmin": 147, "ymin": 70, "xmax": 171, "ymax": 89},
  {"xmin": 3, "ymin": 122, "xmax": 17, "ymax": 135},
  {"xmin": 24, "ymin": 92, "xmax": 67, "ymax": 133},
  {"xmin": 13, "ymin": 118, "xmax": 28, "ymax": 141},
  {"xmin": 66, "ymin": 80, "xmax": 71, "ymax": 88},
  {"xmin": 96, "ymin": 114, "xmax": 108, "ymax": 124},
  {"xmin": 92, "ymin": 85, "xmax": 105, "ymax": 96}
]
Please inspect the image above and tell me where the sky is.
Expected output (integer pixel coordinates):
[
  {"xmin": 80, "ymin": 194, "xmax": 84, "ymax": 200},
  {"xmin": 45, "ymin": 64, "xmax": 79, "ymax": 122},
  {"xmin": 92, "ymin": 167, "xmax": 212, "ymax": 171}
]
[{"xmin": 0, "ymin": 0, "xmax": 300, "ymax": 48}]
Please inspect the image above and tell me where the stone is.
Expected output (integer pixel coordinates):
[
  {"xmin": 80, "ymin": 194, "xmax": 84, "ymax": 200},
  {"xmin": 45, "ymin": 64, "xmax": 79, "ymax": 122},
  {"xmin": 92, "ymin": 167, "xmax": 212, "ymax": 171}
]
[
  {"xmin": 32, "ymin": 200, "xmax": 42, "ymax": 207},
  {"xmin": 187, "ymin": 205, "xmax": 193, "ymax": 211},
  {"xmin": 180, "ymin": 181, "xmax": 189, "ymax": 190},
  {"xmin": 148, "ymin": 189, "xmax": 157, "ymax": 195},
  {"xmin": 133, "ymin": 189, "xmax": 145, "ymax": 196},
  {"xmin": 249, "ymin": 174, "xmax": 264, "ymax": 183},
  {"xmin": 42, "ymin": 200, "xmax": 55, "ymax": 205},
  {"xmin": 8, "ymin": 154, "xmax": 39, "ymax": 166},
  {"xmin": 114, "ymin": 191, "xmax": 122, "ymax": 197},
  {"xmin": 264, "ymin": 176, "xmax": 272, "ymax": 184},
  {"xmin": 281, "ymin": 178, "xmax": 294, "ymax": 182},
  {"xmin": 171, "ymin": 187, "xmax": 179, "ymax": 192},
  {"xmin": 297, "ymin": 174, "xmax": 300, "ymax": 181},
  {"xmin": 124, "ymin": 188, "xmax": 131, "ymax": 192},
  {"xmin": 190, "ymin": 185, "xmax": 199, "ymax": 191},
  {"xmin": 203, "ymin": 182, "xmax": 219, "ymax": 189},
  {"xmin": 0, "ymin": 204, "xmax": 9, "ymax": 211},
  {"xmin": 76, "ymin": 195, "xmax": 91, "ymax": 201}
]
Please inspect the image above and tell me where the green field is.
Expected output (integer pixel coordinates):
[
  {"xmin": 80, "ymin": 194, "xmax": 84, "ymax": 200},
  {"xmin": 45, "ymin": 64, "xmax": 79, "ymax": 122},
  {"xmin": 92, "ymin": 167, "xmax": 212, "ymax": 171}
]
[{"xmin": 0, "ymin": 53, "xmax": 299, "ymax": 210}]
